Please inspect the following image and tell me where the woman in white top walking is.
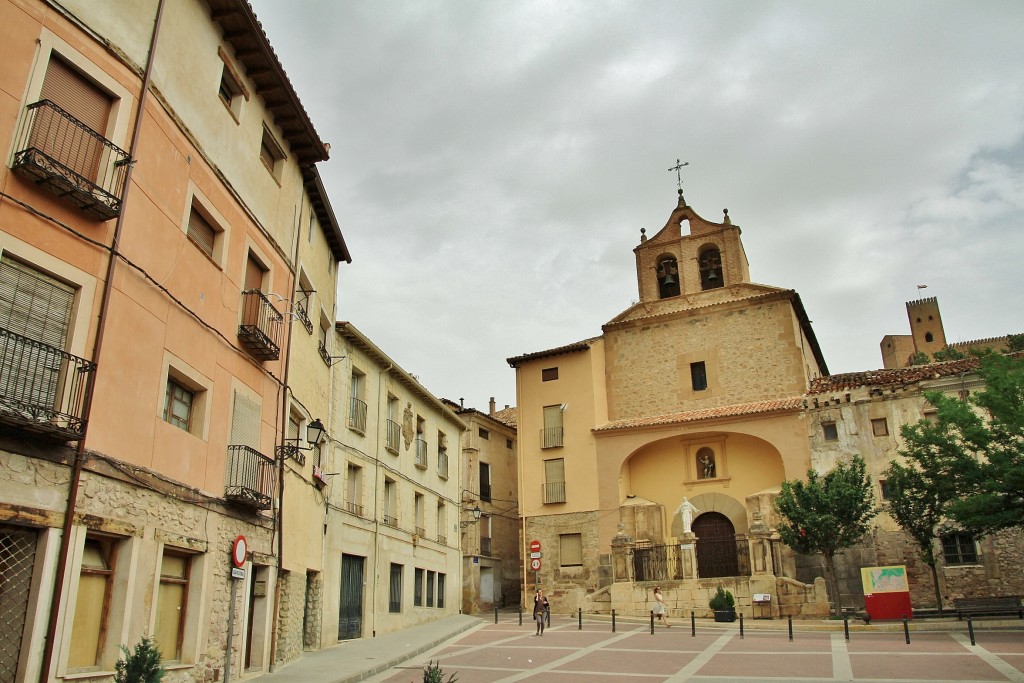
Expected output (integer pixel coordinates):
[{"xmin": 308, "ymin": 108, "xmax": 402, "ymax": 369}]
[{"xmin": 652, "ymin": 586, "xmax": 672, "ymax": 627}]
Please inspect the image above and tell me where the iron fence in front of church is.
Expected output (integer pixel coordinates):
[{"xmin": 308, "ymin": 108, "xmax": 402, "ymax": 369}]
[{"xmin": 631, "ymin": 539, "xmax": 752, "ymax": 582}]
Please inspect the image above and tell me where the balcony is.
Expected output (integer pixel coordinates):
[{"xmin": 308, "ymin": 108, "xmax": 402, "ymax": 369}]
[
  {"xmin": 385, "ymin": 419, "xmax": 401, "ymax": 454},
  {"xmin": 345, "ymin": 501, "xmax": 363, "ymax": 517},
  {"xmin": 383, "ymin": 514, "xmax": 398, "ymax": 528},
  {"xmin": 415, "ymin": 526, "xmax": 426, "ymax": 538},
  {"xmin": 437, "ymin": 534, "xmax": 447, "ymax": 546},
  {"xmin": 543, "ymin": 481, "xmax": 566, "ymax": 504},
  {"xmin": 293, "ymin": 300, "xmax": 313, "ymax": 334},
  {"xmin": 238, "ymin": 290, "xmax": 283, "ymax": 361},
  {"xmin": 11, "ymin": 100, "xmax": 130, "ymax": 221},
  {"xmin": 414, "ymin": 438, "xmax": 428, "ymax": 468},
  {"xmin": 225, "ymin": 445, "xmax": 275, "ymax": 510},
  {"xmin": 348, "ymin": 397, "xmax": 367, "ymax": 433},
  {"xmin": 0, "ymin": 327, "xmax": 94, "ymax": 441},
  {"xmin": 541, "ymin": 427, "xmax": 564, "ymax": 448}
]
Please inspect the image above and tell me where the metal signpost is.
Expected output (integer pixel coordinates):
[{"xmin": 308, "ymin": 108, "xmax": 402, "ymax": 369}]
[{"xmin": 224, "ymin": 536, "xmax": 247, "ymax": 682}]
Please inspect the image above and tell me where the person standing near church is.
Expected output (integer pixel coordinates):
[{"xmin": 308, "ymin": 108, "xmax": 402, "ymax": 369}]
[{"xmin": 534, "ymin": 589, "xmax": 550, "ymax": 635}]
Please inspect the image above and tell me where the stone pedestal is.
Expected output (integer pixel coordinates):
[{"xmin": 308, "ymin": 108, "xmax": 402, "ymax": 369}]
[
  {"xmin": 610, "ymin": 524, "xmax": 633, "ymax": 582},
  {"xmin": 677, "ymin": 532, "xmax": 697, "ymax": 579}
]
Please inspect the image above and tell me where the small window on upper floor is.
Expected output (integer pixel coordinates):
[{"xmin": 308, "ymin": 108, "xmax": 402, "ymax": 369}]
[
  {"xmin": 162, "ymin": 364, "xmax": 209, "ymax": 438},
  {"xmin": 871, "ymin": 418, "xmax": 889, "ymax": 437},
  {"xmin": 698, "ymin": 247, "xmax": 724, "ymax": 290},
  {"xmin": 542, "ymin": 367, "xmax": 559, "ymax": 381},
  {"xmin": 187, "ymin": 205, "xmax": 220, "ymax": 260},
  {"xmin": 260, "ymin": 126, "xmax": 285, "ymax": 181},
  {"xmin": 690, "ymin": 361, "xmax": 708, "ymax": 392},
  {"xmin": 878, "ymin": 479, "xmax": 892, "ymax": 501},
  {"xmin": 924, "ymin": 332, "xmax": 934, "ymax": 343},
  {"xmin": 164, "ymin": 378, "xmax": 195, "ymax": 432},
  {"xmin": 217, "ymin": 48, "xmax": 247, "ymax": 121},
  {"xmin": 923, "ymin": 410, "xmax": 938, "ymax": 424},
  {"xmin": 822, "ymin": 422, "xmax": 838, "ymax": 441},
  {"xmin": 478, "ymin": 428, "xmax": 489, "ymax": 440}
]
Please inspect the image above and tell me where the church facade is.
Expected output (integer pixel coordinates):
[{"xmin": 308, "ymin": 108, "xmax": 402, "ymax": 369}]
[{"xmin": 509, "ymin": 191, "xmax": 832, "ymax": 619}]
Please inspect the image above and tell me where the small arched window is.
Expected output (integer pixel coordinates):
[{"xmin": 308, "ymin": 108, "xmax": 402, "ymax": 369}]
[
  {"xmin": 656, "ymin": 257, "xmax": 680, "ymax": 298},
  {"xmin": 925, "ymin": 332, "xmax": 934, "ymax": 343},
  {"xmin": 698, "ymin": 248, "xmax": 723, "ymax": 290}
]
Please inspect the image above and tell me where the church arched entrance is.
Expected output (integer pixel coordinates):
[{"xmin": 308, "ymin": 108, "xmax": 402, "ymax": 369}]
[{"xmin": 693, "ymin": 512, "xmax": 739, "ymax": 578}]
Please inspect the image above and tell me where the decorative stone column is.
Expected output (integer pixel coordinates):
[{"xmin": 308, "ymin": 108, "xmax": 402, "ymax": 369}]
[
  {"xmin": 677, "ymin": 532, "xmax": 698, "ymax": 579},
  {"xmin": 610, "ymin": 523, "xmax": 633, "ymax": 582},
  {"xmin": 746, "ymin": 511, "xmax": 773, "ymax": 575}
]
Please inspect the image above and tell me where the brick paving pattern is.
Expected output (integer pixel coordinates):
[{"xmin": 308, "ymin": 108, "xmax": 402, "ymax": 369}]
[{"xmin": 369, "ymin": 616, "xmax": 1024, "ymax": 683}]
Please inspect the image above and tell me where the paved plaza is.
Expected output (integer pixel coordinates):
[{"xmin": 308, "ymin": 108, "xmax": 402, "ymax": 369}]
[{"xmin": 360, "ymin": 615, "xmax": 1024, "ymax": 683}]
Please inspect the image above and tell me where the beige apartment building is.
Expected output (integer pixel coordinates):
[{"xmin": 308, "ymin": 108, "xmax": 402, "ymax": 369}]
[
  {"xmin": 508, "ymin": 191, "xmax": 831, "ymax": 619},
  {"xmin": 446, "ymin": 399, "xmax": 521, "ymax": 614},
  {"xmin": 325, "ymin": 323, "xmax": 465, "ymax": 639},
  {"xmin": 0, "ymin": 1, "xmax": 351, "ymax": 681}
]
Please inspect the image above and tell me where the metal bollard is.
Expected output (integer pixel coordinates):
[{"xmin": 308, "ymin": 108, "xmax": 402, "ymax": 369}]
[
  {"xmin": 495, "ymin": 606, "xmax": 499, "ymax": 624},
  {"xmin": 903, "ymin": 614, "xmax": 910, "ymax": 644},
  {"xmin": 547, "ymin": 608, "xmax": 551, "ymax": 627},
  {"xmin": 843, "ymin": 614, "xmax": 849, "ymax": 641},
  {"xmin": 578, "ymin": 607, "xmax": 582, "ymax": 630},
  {"xmin": 967, "ymin": 616, "xmax": 976, "ymax": 646},
  {"xmin": 612, "ymin": 609, "xmax": 616, "ymax": 633},
  {"xmin": 650, "ymin": 610, "xmax": 655, "ymax": 635},
  {"xmin": 691, "ymin": 611, "xmax": 696, "ymax": 637},
  {"xmin": 519, "ymin": 606, "xmax": 522, "ymax": 626},
  {"xmin": 788, "ymin": 615, "xmax": 793, "ymax": 641},
  {"xmin": 739, "ymin": 612, "xmax": 744, "ymax": 639}
]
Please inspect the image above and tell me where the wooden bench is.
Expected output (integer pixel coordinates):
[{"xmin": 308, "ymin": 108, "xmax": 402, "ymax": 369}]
[{"xmin": 953, "ymin": 596, "xmax": 1023, "ymax": 620}]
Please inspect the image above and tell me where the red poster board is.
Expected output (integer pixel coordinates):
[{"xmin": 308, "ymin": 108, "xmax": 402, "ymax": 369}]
[{"xmin": 861, "ymin": 565, "xmax": 913, "ymax": 620}]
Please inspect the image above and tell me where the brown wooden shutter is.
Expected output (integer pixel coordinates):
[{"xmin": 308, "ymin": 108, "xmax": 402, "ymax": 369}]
[
  {"xmin": 244, "ymin": 254, "xmax": 264, "ymax": 291},
  {"xmin": 187, "ymin": 208, "xmax": 216, "ymax": 257},
  {"xmin": 40, "ymin": 57, "xmax": 111, "ymax": 135}
]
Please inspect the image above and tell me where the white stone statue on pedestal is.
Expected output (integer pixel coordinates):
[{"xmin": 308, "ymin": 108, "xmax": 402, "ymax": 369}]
[{"xmin": 676, "ymin": 497, "xmax": 700, "ymax": 534}]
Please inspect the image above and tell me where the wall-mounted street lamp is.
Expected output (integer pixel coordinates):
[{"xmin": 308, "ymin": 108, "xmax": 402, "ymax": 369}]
[
  {"xmin": 459, "ymin": 505, "xmax": 482, "ymax": 528},
  {"xmin": 276, "ymin": 418, "xmax": 326, "ymax": 466}
]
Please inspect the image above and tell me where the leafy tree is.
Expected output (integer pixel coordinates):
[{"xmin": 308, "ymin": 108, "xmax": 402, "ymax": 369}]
[
  {"xmin": 114, "ymin": 637, "xmax": 165, "ymax": 683},
  {"xmin": 899, "ymin": 352, "xmax": 1024, "ymax": 536},
  {"xmin": 1007, "ymin": 334, "xmax": 1024, "ymax": 353},
  {"xmin": 908, "ymin": 351, "xmax": 931, "ymax": 366},
  {"xmin": 774, "ymin": 456, "xmax": 877, "ymax": 617},
  {"xmin": 882, "ymin": 459, "xmax": 955, "ymax": 613},
  {"xmin": 932, "ymin": 346, "xmax": 966, "ymax": 362}
]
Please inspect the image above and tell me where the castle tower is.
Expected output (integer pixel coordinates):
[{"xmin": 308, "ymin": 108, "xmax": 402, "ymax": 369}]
[{"xmin": 880, "ymin": 297, "xmax": 948, "ymax": 368}]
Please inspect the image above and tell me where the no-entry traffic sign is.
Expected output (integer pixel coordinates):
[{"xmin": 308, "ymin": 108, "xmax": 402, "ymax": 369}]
[{"xmin": 529, "ymin": 539, "xmax": 541, "ymax": 552}]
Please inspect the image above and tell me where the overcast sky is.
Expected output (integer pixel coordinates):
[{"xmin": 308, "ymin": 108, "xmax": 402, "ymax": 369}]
[{"xmin": 249, "ymin": 0, "xmax": 1024, "ymax": 412}]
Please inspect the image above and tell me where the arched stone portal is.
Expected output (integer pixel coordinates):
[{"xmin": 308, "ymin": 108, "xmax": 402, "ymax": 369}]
[{"xmin": 692, "ymin": 512, "xmax": 739, "ymax": 578}]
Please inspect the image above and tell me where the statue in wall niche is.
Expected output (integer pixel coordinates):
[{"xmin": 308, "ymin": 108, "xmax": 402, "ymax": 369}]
[
  {"xmin": 402, "ymin": 402, "xmax": 414, "ymax": 449},
  {"xmin": 697, "ymin": 450, "xmax": 716, "ymax": 479},
  {"xmin": 676, "ymin": 497, "xmax": 700, "ymax": 534}
]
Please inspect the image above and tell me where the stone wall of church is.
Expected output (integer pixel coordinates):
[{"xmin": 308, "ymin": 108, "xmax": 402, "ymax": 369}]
[{"xmin": 604, "ymin": 298, "xmax": 805, "ymax": 420}]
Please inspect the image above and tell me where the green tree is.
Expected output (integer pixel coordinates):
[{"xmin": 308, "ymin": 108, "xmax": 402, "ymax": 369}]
[
  {"xmin": 774, "ymin": 456, "xmax": 877, "ymax": 617},
  {"xmin": 882, "ymin": 459, "xmax": 954, "ymax": 613},
  {"xmin": 114, "ymin": 637, "xmax": 165, "ymax": 683},
  {"xmin": 899, "ymin": 352, "xmax": 1024, "ymax": 536},
  {"xmin": 1007, "ymin": 334, "xmax": 1024, "ymax": 353},
  {"xmin": 908, "ymin": 351, "xmax": 931, "ymax": 366},
  {"xmin": 932, "ymin": 346, "xmax": 966, "ymax": 362}
]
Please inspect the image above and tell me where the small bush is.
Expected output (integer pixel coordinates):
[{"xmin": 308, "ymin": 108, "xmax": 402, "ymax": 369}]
[
  {"xmin": 423, "ymin": 659, "xmax": 458, "ymax": 683},
  {"xmin": 708, "ymin": 587, "xmax": 735, "ymax": 611},
  {"xmin": 114, "ymin": 636, "xmax": 165, "ymax": 683}
]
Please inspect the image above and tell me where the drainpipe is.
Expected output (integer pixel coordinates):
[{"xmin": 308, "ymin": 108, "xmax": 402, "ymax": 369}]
[
  {"xmin": 370, "ymin": 362, "xmax": 392, "ymax": 637},
  {"xmin": 38, "ymin": 2, "xmax": 166, "ymax": 681},
  {"xmin": 267, "ymin": 195, "xmax": 304, "ymax": 671}
]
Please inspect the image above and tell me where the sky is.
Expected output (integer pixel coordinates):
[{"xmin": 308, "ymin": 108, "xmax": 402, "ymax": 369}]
[{"xmin": 249, "ymin": 0, "xmax": 1024, "ymax": 412}]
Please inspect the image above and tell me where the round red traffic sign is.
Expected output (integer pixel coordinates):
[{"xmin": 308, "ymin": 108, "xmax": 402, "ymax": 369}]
[
  {"xmin": 530, "ymin": 558, "xmax": 541, "ymax": 571},
  {"xmin": 529, "ymin": 539, "xmax": 541, "ymax": 552},
  {"xmin": 231, "ymin": 536, "xmax": 248, "ymax": 568}
]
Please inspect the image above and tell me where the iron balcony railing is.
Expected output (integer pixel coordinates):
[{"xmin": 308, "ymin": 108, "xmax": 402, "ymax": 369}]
[
  {"xmin": 317, "ymin": 340, "xmax": 332, "ymax": 366},
  {"xmin": 437, "ymin": 450, "xmax": 449, "ymax": 479},
  {"xmin": 480, "ymin": 537, "xmax": 492, "ymax": 556},
  {"xmin": 0, "ymin": 327, "xmax": 95, "ymax": 440},
  {"xmin": 541, "ymin": 427, "xmax": 564, "ymax": 448},
  {"xmin": 543, "ymin": 481, "xmax": 566, "ymax": 504},
  {"xmin": 383, "ymin": 514, "xmax": 398, "ymax": 528},
  {"xmin": 238, "ymin": 290, "xmax": 283, "ymax": 361},
  {"xmin": 437, "ymin": 534, "xmax": 447, "ymax": 546},
  {"xmin": 293, "ymin": 301, "xmax": 313, "ymax": 334},
  {"xmin": 385, "ymin": 419, "xmax": 401, "ymax": 453},
  {"xmin": 348, "ymin": 397, "xmax": 367, "ymax": 433},
  {"xmin": 345, "ymin": 501, "xmax": 363, "ymax": 517},
  {"xmin": 11, "ymin": 99, "xmax": 130, "ymax": 220},
  {"xmin": 415, "ymin": 526, "xmax": 426, "ymax": 538},
  {"xmin": 224, "ymin": 445, "xmax": 275, "ymax": 510},
  {"xmin": 414, "ymin": 438, "xmax": 428, "ymax": 468}
]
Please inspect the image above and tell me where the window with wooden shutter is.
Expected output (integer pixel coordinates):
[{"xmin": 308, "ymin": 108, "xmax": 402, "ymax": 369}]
[
  {"xmin": 559, "ymin": 533, "xmax": 583, "ymax": 567},
  {"xmin": 229, "ymin": 391, "xmax": 261, "ymax": 450},
  {"xmin": 187, "ymin": 207, "xmax": 216, "ymax": 258}
]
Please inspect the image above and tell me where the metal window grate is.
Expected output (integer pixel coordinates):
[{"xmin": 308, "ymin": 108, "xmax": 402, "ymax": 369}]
[{"xmin": 0, "ymin": 525, "xmax": 37, "ymax": 682}]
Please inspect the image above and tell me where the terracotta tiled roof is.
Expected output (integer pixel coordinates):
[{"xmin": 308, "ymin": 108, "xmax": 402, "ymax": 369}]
[
  {"xmin": 491, "ymin": 406, "xmax": 518, "ymax": 428},
  {"xmin": 507, "ymin": 337, "xmax": 601, "ymax": 367},
  {"xmin": 594, "ymin": 397, "xmax": 804, "ymax": 432},
  {"xmin": 808, "ymin": 357, "xmax": 979, "ymax": 393}
]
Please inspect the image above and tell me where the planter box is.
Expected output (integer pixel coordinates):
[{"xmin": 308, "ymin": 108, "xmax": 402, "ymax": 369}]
[{"xmin": 713, "ymin": 608, "xmax": 736, "ymax": 623}]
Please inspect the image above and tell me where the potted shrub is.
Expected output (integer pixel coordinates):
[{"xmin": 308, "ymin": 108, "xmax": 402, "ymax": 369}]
[
  {"xmin": 114, "ymin": 636, "xmax": 165, "ymax": 683},
  {"xmin": 709, "ymin": 587, "xmax": 736, "ymax": 623}
]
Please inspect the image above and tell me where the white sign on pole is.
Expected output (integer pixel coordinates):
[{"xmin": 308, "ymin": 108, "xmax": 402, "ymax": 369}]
[
  {"xmin": 530, "ymin": 551, "xmax": 542, "ymax": 559},
  {"xmin": 231, "ymin": 567, "xmax": 245, "ymax": 580}
]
